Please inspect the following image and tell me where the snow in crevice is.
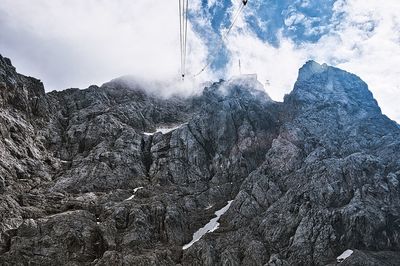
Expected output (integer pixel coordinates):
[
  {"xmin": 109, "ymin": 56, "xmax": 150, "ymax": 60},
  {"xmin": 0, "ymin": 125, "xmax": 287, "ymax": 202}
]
[
  {"xmin": 337, "ymin": 249, "xmax": 353, "ymax": 263},
  {"xmin": 124, "ymin": 187, "xmax": 144, "ymax": 201},
  {"xmin": 182, "ymin": 200, "xmax": 233, "ymax": 250},
  {"xmin": 143, "ymin": 123, "xmax": 187, "ymax": 135}
]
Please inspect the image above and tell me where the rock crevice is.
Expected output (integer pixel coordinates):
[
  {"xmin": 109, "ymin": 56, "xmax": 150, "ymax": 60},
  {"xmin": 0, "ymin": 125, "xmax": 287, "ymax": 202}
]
[{"xmin": 0, "ymin": 55, "xmax": 399, "ymax": 265}]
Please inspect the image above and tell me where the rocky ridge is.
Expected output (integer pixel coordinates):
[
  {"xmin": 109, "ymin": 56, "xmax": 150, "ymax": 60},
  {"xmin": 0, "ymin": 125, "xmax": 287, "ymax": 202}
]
[{"xmin": 0, "ymin": 54, "xmax": 399, "ymax": 265}]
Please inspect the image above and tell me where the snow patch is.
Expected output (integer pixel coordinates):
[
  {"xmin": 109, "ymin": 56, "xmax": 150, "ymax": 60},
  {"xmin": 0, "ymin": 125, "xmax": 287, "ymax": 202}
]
[
  {"xmin": 337, "ymin": 249, "xmax": 353, "ymax": 263},
  {"xmin": 143, "ymin": 123, "xmax": 187, "ymax": 135},
  {"xmin": 124, "ymin": 187, "xmax": 144, "ymax": 201},
  {"xmin": 125, "ymin": 195, "xmax": 135, "ymax": 201},
  {"xmin": 134, "ymin": 187, "xmax": 144, "ymax": 192},
  {"xmin": 182, "ymin": 200, "xmax": 233, "ymax": 250}
]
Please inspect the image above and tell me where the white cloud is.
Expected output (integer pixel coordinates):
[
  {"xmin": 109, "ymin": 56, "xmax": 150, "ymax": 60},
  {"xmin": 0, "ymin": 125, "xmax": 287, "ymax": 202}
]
[
  {"xmin": 225, "ymin": 31, "xmax": 307, "ymax": 100},
  {"xmin": 299, "ymin": 0, "xmax": 311, "ymax": 8},
  {"xmin": 0, "ymin": 0, "xmax": 399, "ymax": 122},
  {"xmin": 284, "ymin": 12, "xmax": 306, "ymax": 27},
  {"xmin": 208, "ymin": 0, "xmax": 224, "ymax": 9},
  {"xmin": 225, "ymin": 0, "xmax": 400, "ymax": 122},
  {"xmin": 310, "ymin": 0, "xmax": 400, "ymax": 122},
  {"xmin": 0, "ymin": 0, "xmax": 211, "ymax": 90}
]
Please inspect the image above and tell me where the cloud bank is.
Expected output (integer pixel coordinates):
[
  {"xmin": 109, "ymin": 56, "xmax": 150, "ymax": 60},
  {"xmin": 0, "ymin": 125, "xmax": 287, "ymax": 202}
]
[
  {"xmin": 225, "ymin": 0, "xmax": 400, "ymax": 121},
  {"xmin": 0, "ymin": 0, "xmax": 211, "ymax": 90},
  {"xmin": 0, "ymin": 0, "xmax": 399, "ymax": 121}
]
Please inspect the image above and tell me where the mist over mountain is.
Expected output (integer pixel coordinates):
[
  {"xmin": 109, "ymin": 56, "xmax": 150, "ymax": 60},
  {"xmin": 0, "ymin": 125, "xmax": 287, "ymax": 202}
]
[{"xmin": 0, "ymin": 54, "xmax": 400, "ymax": 265}]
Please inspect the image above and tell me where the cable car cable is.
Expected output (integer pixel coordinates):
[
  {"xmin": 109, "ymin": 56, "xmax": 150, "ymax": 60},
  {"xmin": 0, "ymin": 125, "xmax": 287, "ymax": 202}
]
[{"xmin": 193, "ymin": 1, "xmax": 247, "ymax": 77}]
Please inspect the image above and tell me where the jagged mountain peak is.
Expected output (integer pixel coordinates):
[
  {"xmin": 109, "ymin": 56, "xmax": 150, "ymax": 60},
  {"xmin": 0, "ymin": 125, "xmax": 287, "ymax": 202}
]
[
  {"xmin": 0, "ymin": 55, "xmax": 14, "ymax": 69},
  {"xmin": 297, "ymin": 60, "xmax": 328, "ymax": 82},
  {"xmin": 0, "ymin": 54, "xmax": 18, "ymax": 83},
  {"xmin": 1, "ymin": 54, "xmax": 400, "ymax": 265},
  {"xmin": 0, "ymin": 54, "xmax": 47, "ymax": 117},
  {"xmin": 202, "ymin": 75, "xmax": 272, "ymax": 104},
  {"xmin": 287, "ymin": 60, "xmax": 380, "ymax": 115}
]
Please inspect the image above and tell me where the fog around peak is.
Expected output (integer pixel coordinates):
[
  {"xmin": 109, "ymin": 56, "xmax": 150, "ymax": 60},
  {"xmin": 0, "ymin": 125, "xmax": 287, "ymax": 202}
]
[{"xmin": 0, "ymin": 0, "xmax": 399, "ymax": 121}]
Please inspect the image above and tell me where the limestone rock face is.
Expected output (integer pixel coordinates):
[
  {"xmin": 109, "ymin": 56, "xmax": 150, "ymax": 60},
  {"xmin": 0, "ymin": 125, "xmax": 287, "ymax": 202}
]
[{"xmin": 0, "ymin": 55, "xmax": 399, "ymax": 265}]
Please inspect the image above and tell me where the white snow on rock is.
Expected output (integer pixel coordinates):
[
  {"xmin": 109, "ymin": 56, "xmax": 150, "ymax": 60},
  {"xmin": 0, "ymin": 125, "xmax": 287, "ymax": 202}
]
[
  {"xmin": 204, "ymin": 205, "xmax": 213, "ymax": 210},
  {"xmin": 337, "ymin": 249, "xmax": 353, "ymax": 263},
  {"xmin": 125, "ymin": 195, "xmax": 135, "ymax": 201},
  {"xmin": 124, "ymin": 187, "xmax": 144, "ymax": 201},
  {"xmin": 143, "ymin": 123, "xmax": 187, "ymax": 135},
  {"xmin": 133, "ymin": 187, "xmax": 144, "ymax": 192},
  {"xmin": 182, "ymin": 200, "xmax": 233, "ymax": 250}
]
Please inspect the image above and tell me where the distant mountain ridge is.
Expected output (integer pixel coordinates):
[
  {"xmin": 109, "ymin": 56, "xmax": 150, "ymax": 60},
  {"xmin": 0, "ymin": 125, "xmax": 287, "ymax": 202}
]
[{"xmin": 1, "ymin": 54, "xmax": 400, "ymax": 265}]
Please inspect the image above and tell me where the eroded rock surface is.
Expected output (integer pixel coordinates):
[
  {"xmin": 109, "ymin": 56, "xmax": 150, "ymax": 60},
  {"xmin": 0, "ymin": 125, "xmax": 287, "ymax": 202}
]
[{"xmin": 0, "ymin": 55, "xmax": 399, "ymax": 265}]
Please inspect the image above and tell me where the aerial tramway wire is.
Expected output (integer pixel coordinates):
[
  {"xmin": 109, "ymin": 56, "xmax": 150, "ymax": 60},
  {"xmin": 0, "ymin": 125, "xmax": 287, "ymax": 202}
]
[
  {"xmin": 179, "ymin": 0, "xmax": 183, "ymax": 78},
  {"xmin": 179, "ymin": 0, "xmax": 189, "ymax": 80},
  {"xmin": 183, "ymin": 0, "xmax": 189, "ymax": 79},
  {"xmin": 193, "ymin": 0, "xmax": 248, "ymax": 77}
]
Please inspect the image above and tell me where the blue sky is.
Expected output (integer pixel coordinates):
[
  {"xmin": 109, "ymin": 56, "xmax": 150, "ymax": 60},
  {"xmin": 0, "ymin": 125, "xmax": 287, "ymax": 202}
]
[
  {"xmin": 0, "ymin": 0, "xmax": 399, "ymax": 121},
  {"xmin": 191, "ymin": 0, "xmax": 339, "ymax": 71},
  {"xmin": 189, "ymin": 0, "xmax": 400, "ymax": 121}
]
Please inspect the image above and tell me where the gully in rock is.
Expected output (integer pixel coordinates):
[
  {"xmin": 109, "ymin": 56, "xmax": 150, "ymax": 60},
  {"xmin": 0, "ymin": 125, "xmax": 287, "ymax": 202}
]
[{"xmin": 0, "ymin": 55, "xmax": 399, "ymax": 265}]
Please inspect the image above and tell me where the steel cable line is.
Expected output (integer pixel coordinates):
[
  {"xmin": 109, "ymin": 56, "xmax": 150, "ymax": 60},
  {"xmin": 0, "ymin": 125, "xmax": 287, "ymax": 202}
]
[
  {"xmin": 184, "ymin": 0, "xmax": 189, "ymax": 79},
  {"xmin": 194, "ymin": 0, "xmax": 248, "ymax": 77},
  {"xmin": 179, "ymin": 0, "xmax": 183, "ymax": 78},
  {"xmin": 179, "ymin": 0, "xmax": 189, "ymax": 80}
]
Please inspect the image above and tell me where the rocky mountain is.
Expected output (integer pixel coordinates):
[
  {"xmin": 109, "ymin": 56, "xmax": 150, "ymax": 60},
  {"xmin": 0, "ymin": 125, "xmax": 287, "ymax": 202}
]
[{"xmin": 0, "ymin": 54, "xmax": 399, "ymax": 266}]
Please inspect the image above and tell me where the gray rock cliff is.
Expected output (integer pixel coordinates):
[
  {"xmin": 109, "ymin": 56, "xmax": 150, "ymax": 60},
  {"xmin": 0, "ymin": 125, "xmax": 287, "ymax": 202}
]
[{"xmin": 0, "ymin": 55, "xmax": 399, "ymax": 265}]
